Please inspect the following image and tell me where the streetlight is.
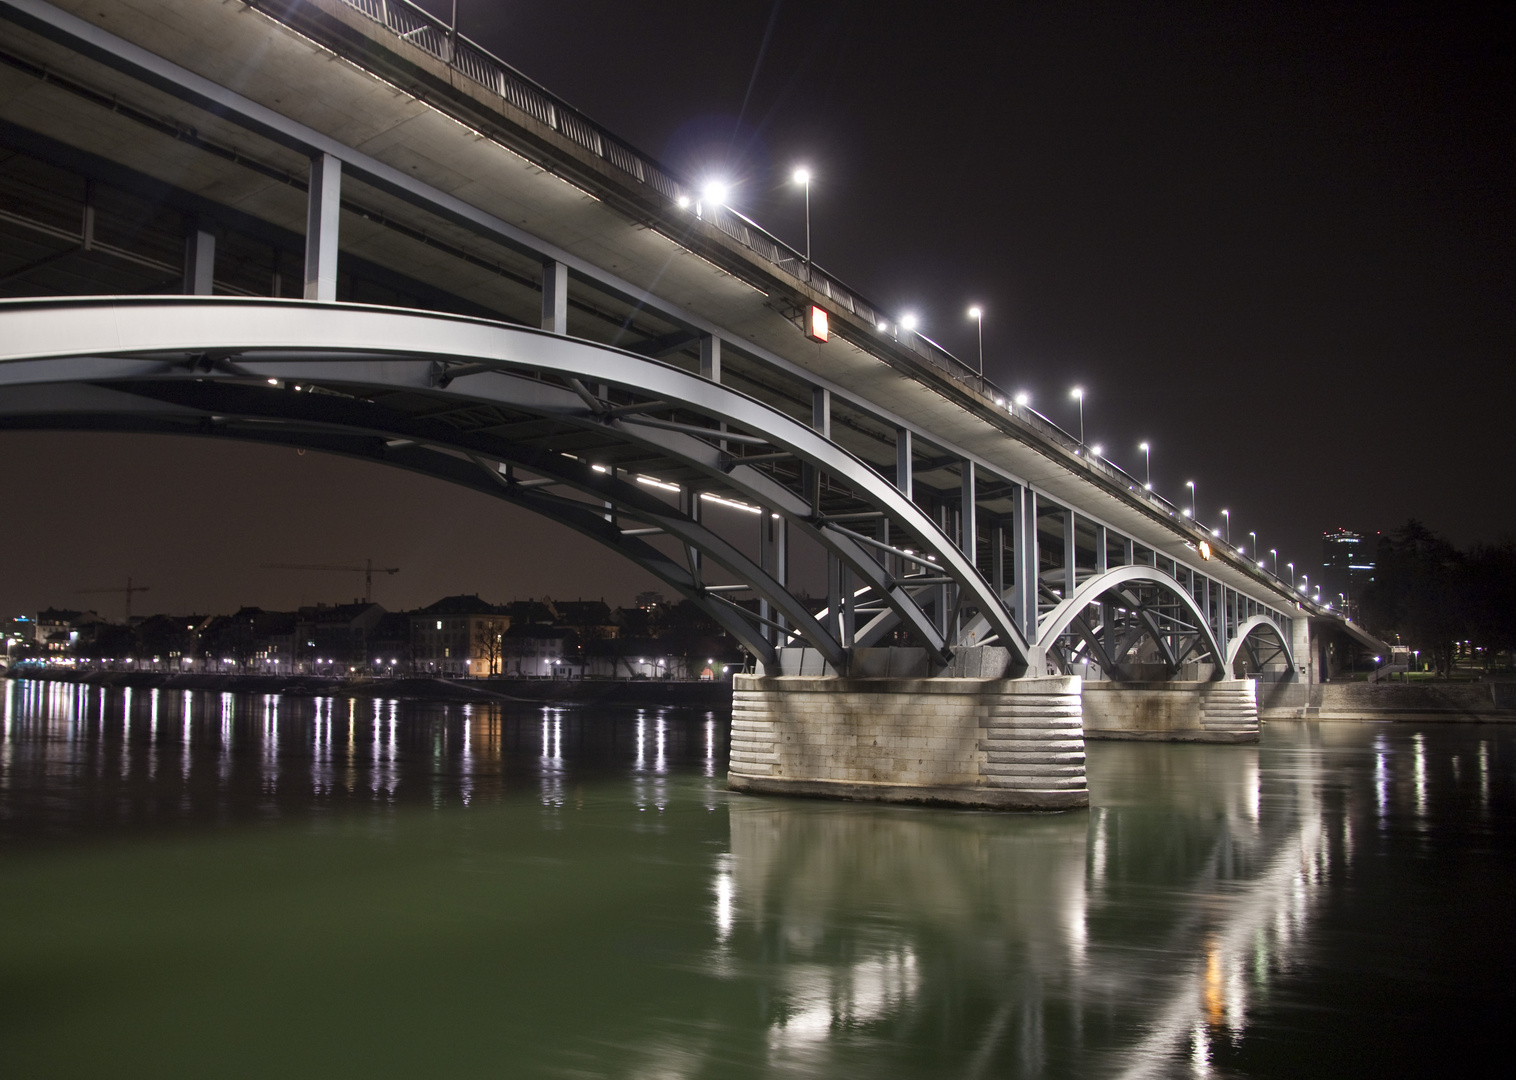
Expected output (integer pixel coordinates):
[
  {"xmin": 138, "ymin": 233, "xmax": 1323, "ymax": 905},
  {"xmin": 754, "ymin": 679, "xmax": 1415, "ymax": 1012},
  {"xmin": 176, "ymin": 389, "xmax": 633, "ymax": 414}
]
[
  {"xmin": 791, "ymin": 167, "xmax": 812, "ymax": 269},
  {"xmin": 1287, "ymin": 562, "xmax": 1295, "ymax": 586},
  {"xmin": 699, "ymin": 179, "xmax": 729, "ymax": 219},
  {"xmin": 1070, "ymin": 386, "xmax": 1085, "ymax": 447},
  {"xmin": 1249, "ymin": 531, "xmax": 1257, "ymax": 559},
  {"xmin": 1185, "ymin": 479, "xmax": 1196, "ymax": 518},
  {"xmin": 1138, "ymin": 441, "xmax": 1151, "ymax": 489},
  {"xmin": 967, "ymin": 305, "xmax": 984, "ymax": 375},
  {"xmin": 1220, "ymin": 509, "xmax": 1230, "ymax": 544},
  {"xmin": 899, "ymin": 312, "xmax": 919, "ymax": 333},
  {"xmin": 1014, "ymin": 391, "xmax": 1029, "ymax": 410}
]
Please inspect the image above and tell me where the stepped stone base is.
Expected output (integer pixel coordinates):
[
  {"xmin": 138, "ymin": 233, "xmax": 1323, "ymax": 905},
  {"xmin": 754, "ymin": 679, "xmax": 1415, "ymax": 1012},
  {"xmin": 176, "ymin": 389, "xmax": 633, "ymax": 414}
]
[
  {"xmin": 1081, "ymin": 680, "xmax": 1260, "ymax": 743},
  {"xmin": 728, "ymin": 674, "xmax": 1086, "ymax": 810}
]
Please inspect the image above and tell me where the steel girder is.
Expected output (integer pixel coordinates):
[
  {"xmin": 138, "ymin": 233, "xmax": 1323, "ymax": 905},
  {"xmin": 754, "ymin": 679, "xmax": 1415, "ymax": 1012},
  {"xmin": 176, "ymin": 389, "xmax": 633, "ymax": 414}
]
[
  {"xmin": 1225, "ymin": 615, "xmax": 1295, "ymax": 679},
  {"xmin": 0, "ymin": 296, "xmax": 1032, "ymax": 673}
]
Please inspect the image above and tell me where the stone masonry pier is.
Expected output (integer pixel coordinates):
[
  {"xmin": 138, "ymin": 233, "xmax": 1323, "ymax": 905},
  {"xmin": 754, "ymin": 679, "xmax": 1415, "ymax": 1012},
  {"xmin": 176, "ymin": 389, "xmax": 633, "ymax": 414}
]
[
  {"xmin": 728, "ymin": 675, "xmax": 1086, "ymax": 810},
  {"xmin": 1081, "ymin": 680, "xmax": 1260, "ymax": 743}
]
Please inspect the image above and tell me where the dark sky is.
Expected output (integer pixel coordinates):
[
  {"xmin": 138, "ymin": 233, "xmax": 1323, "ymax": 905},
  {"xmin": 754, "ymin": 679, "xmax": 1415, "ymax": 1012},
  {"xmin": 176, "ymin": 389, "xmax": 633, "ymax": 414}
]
[{"xmin": 4, "ymin": 0, "xmax": 1512, "ymax": 619}]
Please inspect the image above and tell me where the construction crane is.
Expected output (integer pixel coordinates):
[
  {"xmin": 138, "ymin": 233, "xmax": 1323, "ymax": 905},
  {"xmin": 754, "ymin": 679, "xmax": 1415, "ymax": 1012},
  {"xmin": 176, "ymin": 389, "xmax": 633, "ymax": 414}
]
[
  {"xmin": 262, "ymin": 559, "xmax": 400, "ymax": 603},
  {"xmin": 77, "ymin": 576, "xmax": 150, "ymax": 621}
]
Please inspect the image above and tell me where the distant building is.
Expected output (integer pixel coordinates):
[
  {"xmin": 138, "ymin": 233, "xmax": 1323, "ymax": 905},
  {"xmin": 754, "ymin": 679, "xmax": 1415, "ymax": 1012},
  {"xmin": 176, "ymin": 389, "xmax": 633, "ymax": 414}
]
[
  {"xmin": 1321, "ymin": 528, "xmax": 1376, "ymax": 613},
  {"xmin": 367, "ymin": 612, "xmax": 416, "ymax": 675},
  {"xmin": 295, "ymin": 601, "xmax": 387, "ymax": 672},
  {"xmin": 410, "ymin": 595, "xmax": 510, "ymax": 677},
  {"xmin": 36, "ymin": 607, "xmax": 92, "ymax": 654},
  {"xmin": 500, "ymin": 623, "xmax": 570, "ymax": 676}
]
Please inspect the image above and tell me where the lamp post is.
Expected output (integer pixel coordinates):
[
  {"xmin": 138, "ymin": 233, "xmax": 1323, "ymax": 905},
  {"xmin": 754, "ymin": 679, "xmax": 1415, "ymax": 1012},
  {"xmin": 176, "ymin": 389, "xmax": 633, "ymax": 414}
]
[
  {"xmin": 1139, "ymin": 441, "xmax": 1151, "ymax": 489},
  {"xmin": 791, "ymin": 167, "xmax": 812, "ymax": 272},
  {"xmin": 967, "ymin": 305, "xmax": 984, "ymax": 376},
  {"xmin": 1185, "ymin": 479, "xmax": 1195, "ymax": 518},
  {"xmin": 1249, "ymin": 531, "xmax": 1257, "ymax": 559},
  {"xmin": 1270, "ymin": 548, "xmax": 1278, "ymax": 573},
  {"xmin": 1221, "ymin": 509, "xmax": 1230, "ymax": 545},
  {"xmin": 1070, "ymin": 386, "xmax": 1085, "ymax": 447},
  {"xmin": 1287, "ymin": 562, "xmax": 1295, "ymax": 587}
]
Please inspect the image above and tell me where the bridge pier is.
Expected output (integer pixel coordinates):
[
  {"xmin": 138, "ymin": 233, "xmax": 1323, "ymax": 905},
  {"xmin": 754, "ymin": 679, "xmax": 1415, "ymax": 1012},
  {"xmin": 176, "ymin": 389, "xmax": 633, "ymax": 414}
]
[
  {"xmin": 1081, "ymin": 680, "xmax": 1260, "ymax": 743},
  {"xmin": 729, "ymin": 671, "xmax": 1086, "ymax": 810}
]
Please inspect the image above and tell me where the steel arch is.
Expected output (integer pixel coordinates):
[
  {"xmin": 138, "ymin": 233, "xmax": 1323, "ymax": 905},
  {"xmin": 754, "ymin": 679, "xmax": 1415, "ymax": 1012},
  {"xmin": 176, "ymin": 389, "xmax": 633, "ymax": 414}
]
[
  {"xmin": 0, "ymin": 296, "xmax": 1032, "ymax": 673},
  {"xmin": 1033, "ymin": 564, "xmax": 1228, "ymax": 680},
  {"xmin": 1225, "ymin": 615, "xmax": 1295, "ymax": 678}
]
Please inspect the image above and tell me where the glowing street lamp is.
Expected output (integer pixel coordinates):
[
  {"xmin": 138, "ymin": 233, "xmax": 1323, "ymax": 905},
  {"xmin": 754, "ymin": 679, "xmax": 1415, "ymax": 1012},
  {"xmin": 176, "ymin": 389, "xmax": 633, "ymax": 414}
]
[
  {"xmin": 899, "ymin": 312, "xmax": 920, "ymax": 333},
  {"xmin": 1270, "ymin": 548, "xmax": 1278, "ymax": 573},
  {"xmin": 967, "ymin": 305, "xmax": 984, "ymax": 376},
  {"xmin": 1185, "ymin": 479, "xmax": 1196, "ymax": 518},
  {"xmin": 1220, "ymin": 508, "xmax": 1230, "ymax": 544},
  {"xmin": 1139, "ymin": 441, "xmax": 1151, "ymax": 489},
  {"xmin": 1249, "ymin": 531, "xmax": 1258, "ymax": 559},
  {"xmin": 791, "ymin": 166, "xmax": 812, "ymax": 268},
  {"xmin": 1014, "ymin": 391, "xmax": 1030, "ymax": 410},
  {"xmin": 698, "ymin": 179, "xmax": 729, "ymax": 219},
  {"xmin": 1287, "ymin": 562, "xmax": 1295, "ymax": 586},
  {"xmin": 1070, "ymin": 386, "xmax": 1085, "ymax": 447}
]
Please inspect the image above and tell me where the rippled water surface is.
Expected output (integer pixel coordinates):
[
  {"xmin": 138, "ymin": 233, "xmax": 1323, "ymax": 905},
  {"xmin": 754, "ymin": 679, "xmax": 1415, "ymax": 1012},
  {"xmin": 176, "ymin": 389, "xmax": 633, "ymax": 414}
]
[{"xmin": 1, "ymin": 680, "xmax": 1512, "ymax": 1078}]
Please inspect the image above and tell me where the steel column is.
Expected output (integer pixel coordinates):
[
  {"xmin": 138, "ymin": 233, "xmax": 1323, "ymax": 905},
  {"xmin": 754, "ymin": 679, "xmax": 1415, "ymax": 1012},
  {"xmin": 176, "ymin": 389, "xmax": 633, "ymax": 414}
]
[
  {"xmin": 1012, "ymin": 485, "xmax": 1037, "ymax": 639},
  {"xmin": 303, "ymin": 152, "xmax": 341, "ymax": 301},
  {"xmin": 541, "ymin": 259, "xmax": 568, "ymax": 334},
  {"xmin": 182, "ymin": 228, "xmax": 214, "ymax": 296},
  {"xmin": 699, "ymin": 334, "xmax": 721, "ymax": 382}
]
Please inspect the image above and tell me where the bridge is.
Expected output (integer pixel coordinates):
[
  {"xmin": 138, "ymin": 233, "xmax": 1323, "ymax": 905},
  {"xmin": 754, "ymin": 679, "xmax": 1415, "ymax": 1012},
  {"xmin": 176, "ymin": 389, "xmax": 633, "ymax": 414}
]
[{"xmin": 0, "ymin": 0, "xmax": 1383, "ymax": 808}]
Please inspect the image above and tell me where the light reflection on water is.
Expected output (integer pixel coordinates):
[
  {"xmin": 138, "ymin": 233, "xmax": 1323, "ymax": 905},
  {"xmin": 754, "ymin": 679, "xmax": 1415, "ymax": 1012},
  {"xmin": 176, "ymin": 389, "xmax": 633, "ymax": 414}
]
[{"xmin": 0, "ymin": 682, "xmax": 1511, "ymax": 1077}]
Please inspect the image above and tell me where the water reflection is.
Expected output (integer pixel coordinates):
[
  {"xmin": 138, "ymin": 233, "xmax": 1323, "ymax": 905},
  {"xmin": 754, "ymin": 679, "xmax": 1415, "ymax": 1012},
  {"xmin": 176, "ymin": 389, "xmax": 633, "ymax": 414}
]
[{"xmin": 0, "ymin": 682, "xmax": 1511, "ymax": 1078}]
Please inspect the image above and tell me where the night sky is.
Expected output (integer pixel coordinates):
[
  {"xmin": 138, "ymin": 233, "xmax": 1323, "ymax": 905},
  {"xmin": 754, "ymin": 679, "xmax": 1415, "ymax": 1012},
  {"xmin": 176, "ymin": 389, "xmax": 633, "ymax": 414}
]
[{"xmin": 3, "ymin": 0, "xmax": 1511, "ymax": 620}]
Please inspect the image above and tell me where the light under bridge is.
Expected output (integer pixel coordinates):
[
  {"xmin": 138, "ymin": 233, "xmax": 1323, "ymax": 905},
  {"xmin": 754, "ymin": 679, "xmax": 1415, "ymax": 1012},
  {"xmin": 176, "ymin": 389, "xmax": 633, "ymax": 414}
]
[{"xmin": 0, "ymin": 0, "xmax": 1384, "ymax": 807}]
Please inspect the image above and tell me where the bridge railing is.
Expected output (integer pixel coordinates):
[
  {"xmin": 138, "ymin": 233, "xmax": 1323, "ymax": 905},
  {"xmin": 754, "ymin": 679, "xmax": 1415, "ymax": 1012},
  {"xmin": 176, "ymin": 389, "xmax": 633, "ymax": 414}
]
[
  {"xmin": 328, "ymin": 2, "xmax": 1011, "ymax": 407},
  {"xmin": 313, "ymin": 0, "xmax": 1302, "ymax": 607}
]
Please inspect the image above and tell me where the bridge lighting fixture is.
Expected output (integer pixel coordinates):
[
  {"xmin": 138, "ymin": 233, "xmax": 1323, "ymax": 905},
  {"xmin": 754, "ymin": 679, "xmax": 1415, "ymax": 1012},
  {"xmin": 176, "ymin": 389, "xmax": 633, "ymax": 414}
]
[
  {"xmin": 1070, "ymin": 386, "xmax": 1085, "ymax": 445},
  {"xmin": 1139, "ymin": 441, "xmax": 1151, "ymax": 488},
  {"xmin": 702, "ymin": 180, "xmax": 729, "ymax": 206},
  {"xmin": 266, "ymin": 378, "xmax": 278, "ymax": 386},
  {"xmin": 1014, "ymin": 392, "xmax": 1029, "ymax": 408},
  {"xmin": 1220, "ymin": 508, "xmax": 1230, "ymax": 544},
  {"xmin": 1090, "ymin": 444, "xmax": 1103, "ymax": 458},
  {"xmin": 1287, "ymin": 561, "xmax": 1295, "ymax": 585},
  {"xmin": 899, "ymin": 312, "xmax": 919, "ymax": 332},
  {"xmin": 1185, "ymin": 479, "xmax": 1196, "ymax": 518},
  {"xmin": 805, "ymin": 304, "xmax": 829, "ymax": 343},
  {"xmin": 1198, "ymin": 539, "xmax": 1213, "ymax": 561},
  {"xmin": 1270, "ymin": 548, "xmax": 1278, "ymax": 572},
  {"xmin": 675, "ymin": 194, "xmax": 691, "ymax": 209},
  {"xmin": 967, "ymin": 306, "xmax": 984, "ymax": 375},
  {"xmin": 1249, "ymin": 531, "xmax": 1257, "ymax": 558},
  {"xmin": 791, "ymin": 167, "xmax": 812, "ymax": 266}
]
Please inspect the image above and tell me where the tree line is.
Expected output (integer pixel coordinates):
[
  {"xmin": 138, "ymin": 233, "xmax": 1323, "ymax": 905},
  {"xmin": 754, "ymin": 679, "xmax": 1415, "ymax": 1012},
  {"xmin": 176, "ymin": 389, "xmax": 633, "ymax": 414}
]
[{"xmin": 1360, "ymin": 520, "xmax": 1516, "ymax": 675}]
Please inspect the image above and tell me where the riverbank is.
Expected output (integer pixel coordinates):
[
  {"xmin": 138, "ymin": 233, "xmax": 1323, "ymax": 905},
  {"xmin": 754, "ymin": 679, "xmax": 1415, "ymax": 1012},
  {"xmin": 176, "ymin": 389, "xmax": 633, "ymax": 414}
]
[
  {"xmin": 2, "ymin": 667, "xmax": 734, "ymax": 708},
  {"xmin": 1262, "ymin": 679, "xmax": 1516, "ymax": 722}
]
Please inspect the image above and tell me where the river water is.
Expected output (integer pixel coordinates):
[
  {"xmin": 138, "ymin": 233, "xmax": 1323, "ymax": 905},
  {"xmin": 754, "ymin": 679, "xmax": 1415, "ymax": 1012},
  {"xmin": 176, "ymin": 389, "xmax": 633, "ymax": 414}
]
[{"xmin": 0, "ymin": 680, "xmax": 1510, "ymax": 1078}]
